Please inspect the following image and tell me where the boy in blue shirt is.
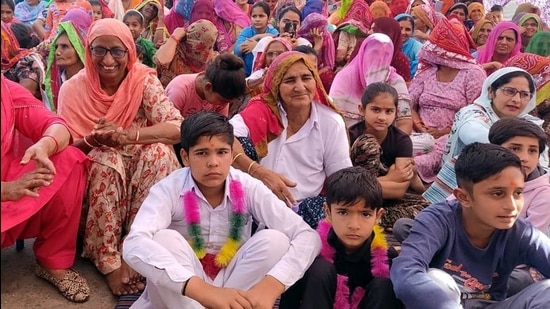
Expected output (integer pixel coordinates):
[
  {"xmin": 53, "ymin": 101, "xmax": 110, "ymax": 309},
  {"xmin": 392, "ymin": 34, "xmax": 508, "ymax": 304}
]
[{"xmin": 391, "ymin": 142, "xmax": 550, "ymax": 309}]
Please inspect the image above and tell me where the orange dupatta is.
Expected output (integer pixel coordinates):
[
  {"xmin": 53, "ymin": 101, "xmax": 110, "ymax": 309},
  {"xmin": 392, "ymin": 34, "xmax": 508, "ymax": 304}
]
[{"xmin": 57, "ymin": 19, "xmax": 156, "ymax": 140}]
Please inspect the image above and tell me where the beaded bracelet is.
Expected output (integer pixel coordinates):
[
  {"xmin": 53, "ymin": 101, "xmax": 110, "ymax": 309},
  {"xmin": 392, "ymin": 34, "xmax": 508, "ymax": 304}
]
[{"xmin": 42, "ymin": 135, "xmax": 59, "ymax": 153}]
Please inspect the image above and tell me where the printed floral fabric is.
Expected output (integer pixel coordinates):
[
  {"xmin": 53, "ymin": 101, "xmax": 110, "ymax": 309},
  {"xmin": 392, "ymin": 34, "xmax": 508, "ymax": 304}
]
[
  {"xmin": 81, "ymin": 74, "xmax": 182, "ymax": 274},
  {"xmin": 157, "ymin": 20, "xmax": 217, "ymax": 87}
]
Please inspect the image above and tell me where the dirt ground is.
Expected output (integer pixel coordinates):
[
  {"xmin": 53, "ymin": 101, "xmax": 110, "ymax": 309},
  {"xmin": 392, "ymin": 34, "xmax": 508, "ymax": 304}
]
[{"xmin": 1, "ymin": 239, "xmax": 117, "ymax": 309}]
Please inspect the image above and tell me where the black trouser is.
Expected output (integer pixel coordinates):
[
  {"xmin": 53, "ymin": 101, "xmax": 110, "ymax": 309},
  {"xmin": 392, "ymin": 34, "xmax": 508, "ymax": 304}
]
[{"xmin": 280, "ymin": 257, "xmax": 403, "ymax": 309}]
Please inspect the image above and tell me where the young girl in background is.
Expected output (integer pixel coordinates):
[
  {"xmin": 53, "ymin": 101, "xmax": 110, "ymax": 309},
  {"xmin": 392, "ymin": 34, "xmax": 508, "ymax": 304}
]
[
  {"xmin": 234, "ymin": 1, "xmax": 278, "ymax": 76},
  {"xmin": 349, "ymin": 82, "xmax": 428, "ymax": 230},
  {"xmin": 90, "ymin": 0, "xmax": 103, "ymax": 21},
  {"xmin": 123, "ymin": 9, "xmax": 157, "ymax": 68}
]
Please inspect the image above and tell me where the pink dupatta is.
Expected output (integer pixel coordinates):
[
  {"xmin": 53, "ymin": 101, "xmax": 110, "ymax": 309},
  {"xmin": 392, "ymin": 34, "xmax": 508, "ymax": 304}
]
[
  {"xmin": 214, "ymin": 0, "xmax": 251, "ymax": 53},
  {"xmin": 476, "ymin": 21, "xmax": 522, "ymax": 65},
  {"xmin": 331, "ymin": 33, "xmax": 401, "ymax": 104}
]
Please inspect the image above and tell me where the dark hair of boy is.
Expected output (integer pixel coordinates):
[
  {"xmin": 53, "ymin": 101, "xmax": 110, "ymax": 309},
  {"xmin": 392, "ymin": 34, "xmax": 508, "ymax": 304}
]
[
  {"xmin": 252, "ymin": 1, "xmax": 270, "ymax": 17},
  {"xmin": 490, "ymin": 71, "xmax": 535, "ymax": 95},
  {"xmin": 455, "ymin": 142, "xmax": 523, "ymax": 193},
  {"xmin": 325, "ymin": 166, "xmax": 384, "ymax": 210},
  {"xmin": 123, "ymin": 9, "xmax": 144, "ymax": 25},
  {"xmin": 489, "ymin": 118, "xmax": 547, "ymax": 155},
  {"xmin": 361, "ymin": 82, "xmax": 399, "ymax": 108},
  {"xmin": 204, "ymin": 54, "xmax": 246, "ymax": 100},
  {"xmin": 293, "ymin": 45, "xmax": 317, "ymax": 56},
  {"xmin": 490, "ymin": 5, "xmax": 503, "ymax": 12},
  {"xmin": 180, "ymin": 111, "xmax": 234, "ymax": 152}
]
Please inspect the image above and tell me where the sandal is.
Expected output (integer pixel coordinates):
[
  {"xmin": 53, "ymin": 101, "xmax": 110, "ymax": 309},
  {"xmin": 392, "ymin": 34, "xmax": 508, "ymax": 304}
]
[{"xmin": 34, "ymin": 264, "xmax": 90, "ymax": 302}]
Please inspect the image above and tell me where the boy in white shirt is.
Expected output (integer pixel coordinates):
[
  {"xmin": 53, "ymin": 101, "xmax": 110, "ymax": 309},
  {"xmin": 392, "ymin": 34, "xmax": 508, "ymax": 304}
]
[{"xmin": 123, "ymin": 111, "xmax": 321, "ymax": 308}]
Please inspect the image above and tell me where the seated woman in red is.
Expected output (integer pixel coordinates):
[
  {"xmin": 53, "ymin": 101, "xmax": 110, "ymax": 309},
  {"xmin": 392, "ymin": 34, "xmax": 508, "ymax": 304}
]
[{"xmin": 1, "ymin": 76, "xmax": 90, "ymax": 303}]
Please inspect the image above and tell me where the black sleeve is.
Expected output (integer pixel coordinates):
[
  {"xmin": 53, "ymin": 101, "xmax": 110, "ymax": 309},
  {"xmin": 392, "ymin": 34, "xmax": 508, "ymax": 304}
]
[{"xmin": 393, "ymin": 127, "xmax": 413, "ymax": 158}]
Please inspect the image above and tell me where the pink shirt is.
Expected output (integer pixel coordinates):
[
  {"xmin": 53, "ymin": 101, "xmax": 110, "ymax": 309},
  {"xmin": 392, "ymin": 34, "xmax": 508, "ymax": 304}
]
[{"xmin": 165, "ymin": 74, "xmax": 229, "ymax": 118}]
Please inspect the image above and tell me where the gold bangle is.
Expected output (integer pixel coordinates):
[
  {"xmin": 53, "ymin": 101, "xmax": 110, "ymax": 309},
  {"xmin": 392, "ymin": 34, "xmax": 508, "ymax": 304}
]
[
  {"xmin": 135, "ymin": 129, "xmax": 140, "ymax": 142},
  {"xmin": 247, "ymin": 161, "xmax": 257, "ymax": 174},
  {"xmin": 232, "ymin": 152, "xmax": 244, "ymax": 163}
]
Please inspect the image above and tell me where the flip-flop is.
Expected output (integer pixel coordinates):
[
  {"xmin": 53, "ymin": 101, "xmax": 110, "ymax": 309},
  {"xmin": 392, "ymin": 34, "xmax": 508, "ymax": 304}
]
[{"xmin": 34, "ymin": 264, "xmax": 90, "ymax": 302}]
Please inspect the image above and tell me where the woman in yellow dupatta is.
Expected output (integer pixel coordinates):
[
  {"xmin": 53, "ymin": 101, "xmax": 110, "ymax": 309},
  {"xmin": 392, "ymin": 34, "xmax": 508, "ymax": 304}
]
[{"xmin": 57, "ymin": 18, "xmax": 183, "ymax": 296}]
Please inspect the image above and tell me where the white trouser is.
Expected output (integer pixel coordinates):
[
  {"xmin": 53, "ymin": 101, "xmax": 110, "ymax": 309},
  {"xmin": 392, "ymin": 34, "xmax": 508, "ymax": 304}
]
[{"xmin": 131, "ymin": 229, "xmax": 290, "ymax": 309}]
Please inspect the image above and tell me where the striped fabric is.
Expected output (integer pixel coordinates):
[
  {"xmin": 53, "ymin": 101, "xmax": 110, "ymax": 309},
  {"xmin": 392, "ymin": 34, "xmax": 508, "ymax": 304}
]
[{"xmin": 423, "ymin": 157, "xmax": 458, "ymax": 204}]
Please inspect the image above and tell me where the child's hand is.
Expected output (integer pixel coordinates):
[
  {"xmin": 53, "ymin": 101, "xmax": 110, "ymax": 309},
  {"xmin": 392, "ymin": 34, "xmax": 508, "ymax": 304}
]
[
  {"xmin": 241, "ymin": 39, "xmax": 257, "ymax": 53},
  {"xmin": 200, "ymin": 286, "xmax": 252, "ymax": 309},
  {"xmin": 386, "ymin": 163, "xmax": 414, "ymax": 183},
  {"xmin": 246, "ymin": 276, "xmax": 284, "ymax": 308}
]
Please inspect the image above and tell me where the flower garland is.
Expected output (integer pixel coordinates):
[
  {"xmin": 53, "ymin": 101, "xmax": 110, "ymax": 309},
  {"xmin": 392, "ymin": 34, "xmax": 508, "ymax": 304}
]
[
  {"xmin": 317, "ymin": 219, "xmax": 390, "ymax": 309},
  {"xmin": 183, "ymin": 180, "xmax": 247, "ymax": 279}
]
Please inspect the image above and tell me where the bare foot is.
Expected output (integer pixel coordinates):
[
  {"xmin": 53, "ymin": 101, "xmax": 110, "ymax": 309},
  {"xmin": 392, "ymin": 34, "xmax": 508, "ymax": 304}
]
[
  {"xmin": 121, "ymin": 260, "xmax": 145, "ymax": 290},
  {"xmin": 105, "ymin": 261, "xmax": 145, "ymax": 296}
]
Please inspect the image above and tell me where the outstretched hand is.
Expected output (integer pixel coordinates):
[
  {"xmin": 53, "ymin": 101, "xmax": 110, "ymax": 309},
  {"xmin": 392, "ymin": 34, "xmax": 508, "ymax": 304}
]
[
  {"xmin": 254, "ymin": 166, "xmax": 297, "ymax": 207},
  {"xmin": 1, "ymin": 167, "xmax": 54, "ymax": 201},
  {"xmin": 20, "ymin": 144, "xmax": 56, "ymax": 174}
]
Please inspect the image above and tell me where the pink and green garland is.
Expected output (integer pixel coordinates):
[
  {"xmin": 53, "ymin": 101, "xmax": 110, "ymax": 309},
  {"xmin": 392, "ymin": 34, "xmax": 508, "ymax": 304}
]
[
  {"xmin": 317, "ymin": 219, "xmax": 390, "ymax": 308},
  {"xmin": 183, "ymin": 180, "xmax": 247, "ymax": 279}
]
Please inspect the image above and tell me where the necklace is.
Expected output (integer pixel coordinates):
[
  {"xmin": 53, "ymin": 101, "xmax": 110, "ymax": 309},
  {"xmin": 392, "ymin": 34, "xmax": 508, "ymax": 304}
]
[
  {"xmin": 317, "ymin": 220, "xmax": 390, "ymax": 308},
  {"xmin": 183, "ymin": 180, "xmax": 247, "ymax": 278}
]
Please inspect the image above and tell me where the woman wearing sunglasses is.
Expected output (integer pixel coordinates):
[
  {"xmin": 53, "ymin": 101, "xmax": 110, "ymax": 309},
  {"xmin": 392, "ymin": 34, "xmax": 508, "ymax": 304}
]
[{"xmin": 57, "ymin": 18, "xmax": 183, "ymax": 296}]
